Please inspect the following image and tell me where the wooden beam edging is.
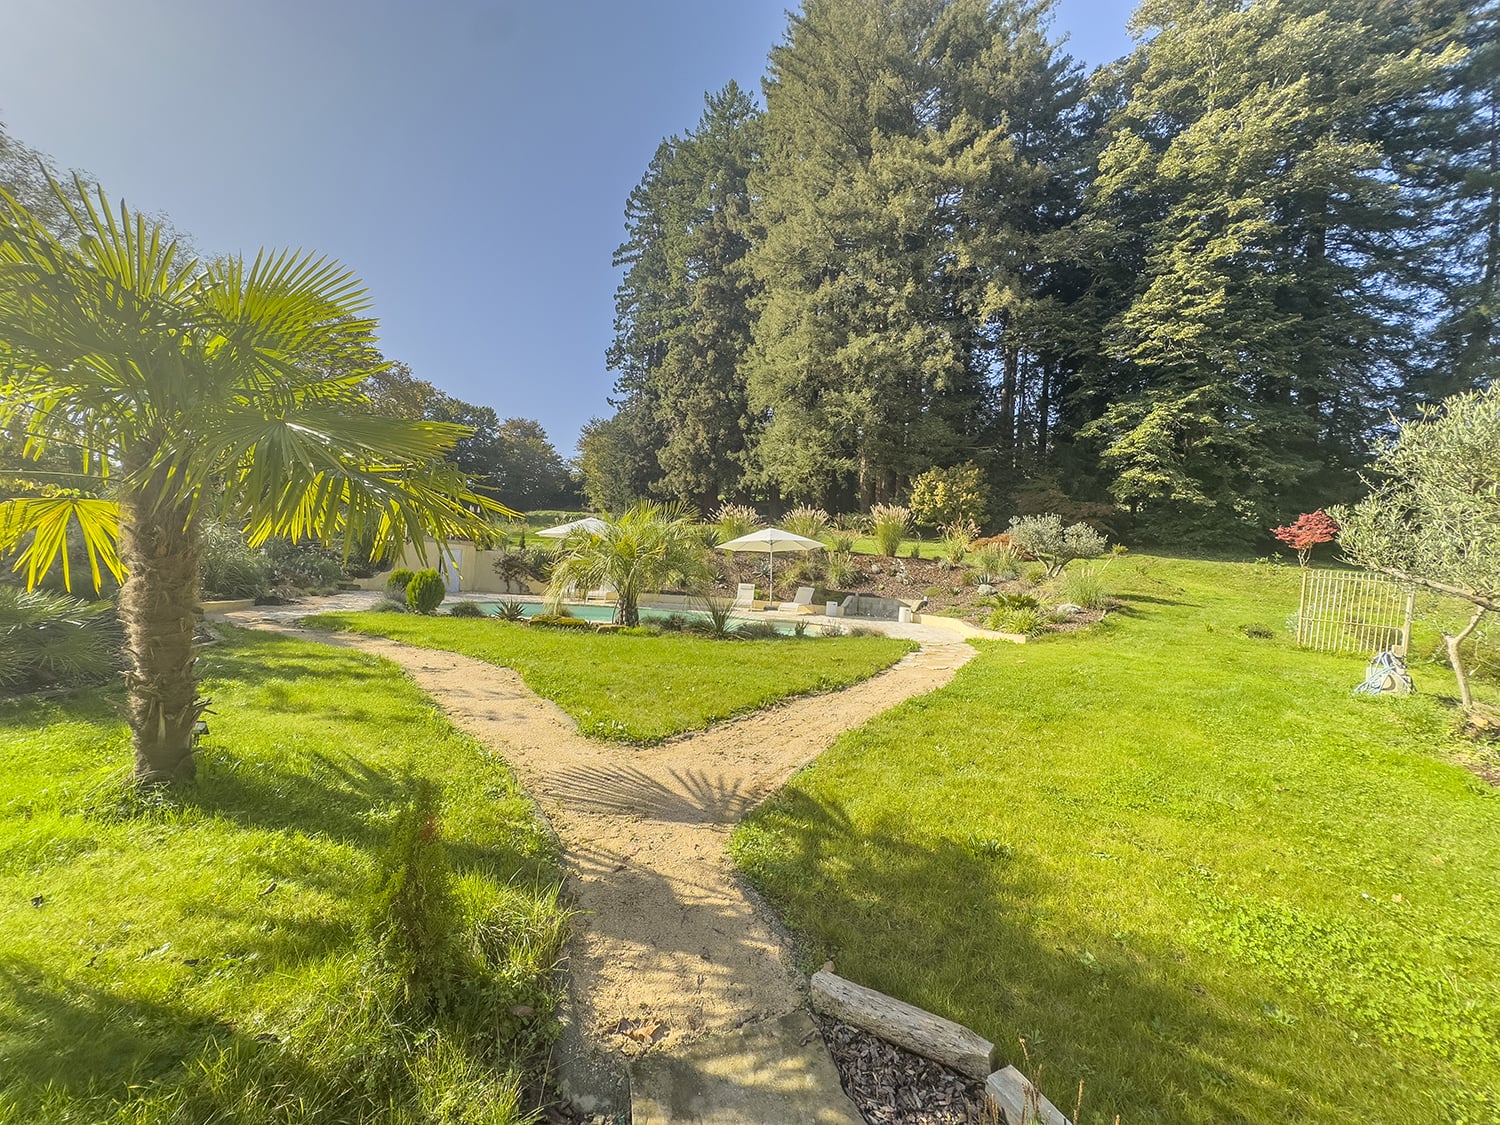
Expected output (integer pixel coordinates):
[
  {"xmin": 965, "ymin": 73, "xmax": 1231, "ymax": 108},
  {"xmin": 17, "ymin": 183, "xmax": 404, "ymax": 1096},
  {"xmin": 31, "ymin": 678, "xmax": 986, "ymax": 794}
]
[
  {"xmin": 809, "ymin": 971, "xmax": 1077, "ymax": 1124},
  {"xmin": 809, "ymin": 970, "xmax": 995, "ymax": 1081},
  {"xmin": 986, "ymin": 1065, "xmax": 1072, "ymax": 1125}
]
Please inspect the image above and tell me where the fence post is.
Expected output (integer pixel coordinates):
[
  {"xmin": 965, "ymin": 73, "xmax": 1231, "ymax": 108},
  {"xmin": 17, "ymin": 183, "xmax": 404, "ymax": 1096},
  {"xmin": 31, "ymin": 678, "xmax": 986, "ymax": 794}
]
[
  {"xmin": 1398, "ymin": 589, "xmax": 1416, "ymax": 657},
  {"xmin": 1297, "ymin": 567, "xmax": 1309, "ymax": 647}
]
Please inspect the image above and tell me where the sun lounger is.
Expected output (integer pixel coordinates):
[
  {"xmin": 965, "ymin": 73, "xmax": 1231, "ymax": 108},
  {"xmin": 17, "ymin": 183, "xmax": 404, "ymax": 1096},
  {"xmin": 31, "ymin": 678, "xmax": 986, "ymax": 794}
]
[
  {"xmin": 733, "ymin": 583, "xmax": 773, "ymax": 611},
  {"xmin": 778, "ymin": 586, "xmax": 818, "ymax": 614}
]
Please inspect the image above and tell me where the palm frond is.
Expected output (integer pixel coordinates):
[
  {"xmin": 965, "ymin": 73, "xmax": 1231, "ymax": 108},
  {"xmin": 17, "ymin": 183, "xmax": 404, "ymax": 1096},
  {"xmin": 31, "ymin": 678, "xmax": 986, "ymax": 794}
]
[{"xmin": 0, "ymin": 494, "xmax": 123, "ymax": 591}]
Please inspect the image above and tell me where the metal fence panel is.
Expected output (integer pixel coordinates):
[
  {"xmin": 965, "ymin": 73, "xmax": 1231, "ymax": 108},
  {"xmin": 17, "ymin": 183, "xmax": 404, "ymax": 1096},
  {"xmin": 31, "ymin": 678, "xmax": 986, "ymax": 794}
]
[{"xmin": 1296, "ymin": 569, "xmax": 1416, "ymax": 656}]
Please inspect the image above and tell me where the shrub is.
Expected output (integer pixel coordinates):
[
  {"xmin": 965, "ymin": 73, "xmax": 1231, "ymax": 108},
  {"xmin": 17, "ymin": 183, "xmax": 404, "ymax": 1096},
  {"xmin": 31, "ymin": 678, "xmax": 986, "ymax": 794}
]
[
  {"xmin": 870, "ymin": 504, "xmax": 910, "ymax": 557},
  {"xmin": 821, "ymin": 621, "xmax": 847, "ymax": 637},
  {"xmin": 1058, "ymin": 564, "xmax": 1107, "ymax": 610},
  {"xmin": 367, "ymin": 777, "xmax": 459, "ymax": 1014},
  {"xmin": 988, "ymin": 606, "xmax": 1048, "ymax": 636},
  {"xmin": 199, "ymin": 521, "xmax": 273, "ymax": 600},
  {"xmin": 448, "ymin": 601, "xmax": 484, "ymax": 618},
  {"xmin": 0, "ymin": 587, "xmax": 119, "ymax": 692},
  {"xmin": 996, "ymin": 592, "xmax": 1041, "ymax": 610},
  {"xmin": 405, "ymin": 569, "xmax": 446, "ymax": 614},
  {"xmin": 825, "ymin": 551, "xmax": 858, "ymax": 589},
  {"xmin": 528, "ymin": 614, "xmax": 591, "ymax": 630},
  {"xmin": 1007, "ymin": 514, "xmax": 1108, "ymax": 576},
  {"xmin": 713, "ymin": 503, "xmax": 761, "ymax": 542},
  {"xmin": 386, "ymin": 569, "xmax": 416, "ymax": 596},
  {"xmin": 909, "ymin": 462, "xmax": 989, "ymax": 529},
  {"xmin": 782, "ymin": 506, "xmax": 830, "ymax": 541},
  {"xmin": 736, "ymin": 620, "xmax": 780, "ymax": 640},
  {"xmin": 261, "ymin": 538, "xmax": 347, "ymax": 590},
  {"xmin": 492, "ymin": 545, "xmax": 546, "ymax": 592},
  {"xmin": 494, "ymin": 600, "xmax": 527, "ymax": 622},
  {"xmin": 940, "ymin": 519, "xmax": 980, "ymax": 567},
  {"xmin": 368, "ymin": 596, "xmax": 409, "ymax": 613}
]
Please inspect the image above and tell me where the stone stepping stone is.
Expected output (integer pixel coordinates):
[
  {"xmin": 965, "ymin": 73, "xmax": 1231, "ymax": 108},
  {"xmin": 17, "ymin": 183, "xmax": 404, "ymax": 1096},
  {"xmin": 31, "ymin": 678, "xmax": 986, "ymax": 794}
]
[{"xmin": 630, "ymin": 1009, "xmax": 863, "ymax": 1125}]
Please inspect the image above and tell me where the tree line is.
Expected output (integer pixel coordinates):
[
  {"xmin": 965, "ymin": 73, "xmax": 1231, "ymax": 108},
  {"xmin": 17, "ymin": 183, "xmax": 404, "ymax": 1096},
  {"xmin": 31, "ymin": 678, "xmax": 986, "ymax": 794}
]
[{"xmin": 584, "ymin": 0, "xmax": 1498, "ymax": 544}]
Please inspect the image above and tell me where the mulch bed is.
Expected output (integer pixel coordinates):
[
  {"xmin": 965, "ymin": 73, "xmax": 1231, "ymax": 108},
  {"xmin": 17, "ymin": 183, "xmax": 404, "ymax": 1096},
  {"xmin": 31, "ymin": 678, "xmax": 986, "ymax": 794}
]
[
  {"xmin": 816, "ymin": 1014, "xmax": 992, "ymax": 1125},
  {"xmin": 716, "ymin": 551, "xmax": 1103, "ymax": 633}
]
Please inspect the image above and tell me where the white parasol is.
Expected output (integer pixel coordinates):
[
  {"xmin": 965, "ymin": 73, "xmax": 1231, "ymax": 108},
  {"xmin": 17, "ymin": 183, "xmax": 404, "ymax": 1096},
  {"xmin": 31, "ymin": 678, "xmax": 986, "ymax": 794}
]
[
  {"xmin": 535, "ymin": 517, "xmax": 609, "ymax": 539},
  {"xmin": 715, "ymin": 527, "xmax": 824, "ymax": 587}
]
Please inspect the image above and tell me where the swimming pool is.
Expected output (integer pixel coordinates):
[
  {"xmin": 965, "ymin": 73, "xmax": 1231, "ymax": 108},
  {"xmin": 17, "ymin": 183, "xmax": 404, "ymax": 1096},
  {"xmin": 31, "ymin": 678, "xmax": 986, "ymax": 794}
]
[{"xmin": 476, "ymin": 599, "xmax": 801, "ymax": 632}]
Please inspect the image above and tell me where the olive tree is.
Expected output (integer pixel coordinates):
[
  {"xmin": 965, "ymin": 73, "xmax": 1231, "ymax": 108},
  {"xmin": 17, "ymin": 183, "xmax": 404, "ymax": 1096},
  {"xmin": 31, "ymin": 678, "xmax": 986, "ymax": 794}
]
[{"xmin": 1333, "ymin": 387, "xmax": 1500, "ymax": 711}]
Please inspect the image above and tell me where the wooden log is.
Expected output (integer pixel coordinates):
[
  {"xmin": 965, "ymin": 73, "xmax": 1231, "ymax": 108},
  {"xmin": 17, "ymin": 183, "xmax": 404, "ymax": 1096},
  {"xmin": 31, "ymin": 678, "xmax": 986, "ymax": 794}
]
[
  {"xmin": 985, "ymin": 1066, "xmax": 1072, "ymax": 1125},
  {"xmin": 808, "ymin": 970, "xmax": 995, "ymax": 1081}
]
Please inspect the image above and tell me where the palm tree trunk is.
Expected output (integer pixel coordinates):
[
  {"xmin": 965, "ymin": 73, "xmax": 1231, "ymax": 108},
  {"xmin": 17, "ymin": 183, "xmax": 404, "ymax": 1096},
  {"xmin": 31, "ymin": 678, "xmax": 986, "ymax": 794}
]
[{"xmin": 119, "ymin": 483, "xmax": 204, "ymax": 783}]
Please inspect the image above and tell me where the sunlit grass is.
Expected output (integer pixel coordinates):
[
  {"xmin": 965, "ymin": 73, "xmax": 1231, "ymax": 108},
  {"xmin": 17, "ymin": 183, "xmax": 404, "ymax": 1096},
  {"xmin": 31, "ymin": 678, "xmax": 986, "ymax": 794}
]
[
  {"xmin": 306, "ymin": 613, "xmax": 914, "ymax": 743},
  {"xmin": 732, "ymin": 555, "xmax": 1500, "ymax": 1125},
  {"xmin": 0, "ymin": 627, "xmax": 564, "ymax": 1124}
]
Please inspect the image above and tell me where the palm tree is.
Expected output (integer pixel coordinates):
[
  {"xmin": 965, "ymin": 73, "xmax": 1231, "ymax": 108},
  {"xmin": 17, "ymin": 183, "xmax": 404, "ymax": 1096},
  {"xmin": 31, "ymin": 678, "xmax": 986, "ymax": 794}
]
[
  {"xmin": 0, "ymin": 177, "xmax": 513, "ymax": 783},
  {"xmin": 547, "ymin": 502, "xmax": 709, "ymax": 626}
]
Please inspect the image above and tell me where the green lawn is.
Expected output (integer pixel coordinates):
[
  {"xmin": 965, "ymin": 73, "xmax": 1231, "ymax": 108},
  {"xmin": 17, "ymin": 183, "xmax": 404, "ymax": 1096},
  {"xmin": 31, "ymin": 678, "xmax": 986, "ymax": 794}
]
[
  {"xmin": 732, "ymin": 556, "xmax": 1500, "ymax": 1125},
  {"xmin": 306, "ymin": 613, "xmax": 915, "ymax": 742},
  {"xmin": 0, "ymin": 627, "xmax": 565, "ymax": 1124},
  {"xmin": 846, "ymin": 535, "xmax": 946, "ymax": 559}
]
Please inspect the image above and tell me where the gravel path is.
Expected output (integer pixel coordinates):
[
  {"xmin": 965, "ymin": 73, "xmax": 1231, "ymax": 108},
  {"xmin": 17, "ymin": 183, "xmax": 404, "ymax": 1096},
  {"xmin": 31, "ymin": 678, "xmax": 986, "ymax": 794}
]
[{"xmin": 231, "ymin": 610, "xmax": 974, "ymax": 1057}]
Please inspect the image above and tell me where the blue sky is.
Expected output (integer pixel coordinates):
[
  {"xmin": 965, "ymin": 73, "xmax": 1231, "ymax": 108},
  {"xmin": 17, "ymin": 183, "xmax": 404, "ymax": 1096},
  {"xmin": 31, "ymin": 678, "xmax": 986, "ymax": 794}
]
[{"xmin": 3, "ymin": 0, "xmax": 1136, "ymax": 457}]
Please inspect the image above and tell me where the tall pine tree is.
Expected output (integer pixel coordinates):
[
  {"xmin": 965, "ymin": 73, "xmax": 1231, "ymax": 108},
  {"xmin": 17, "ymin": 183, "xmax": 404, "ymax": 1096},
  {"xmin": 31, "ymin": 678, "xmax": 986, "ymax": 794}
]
[
  {"xmin": 606, "ymin": 83, "xmax": 762, "ymax": 512},
  {"xmin": 1077, "ymin": 0, "xmax": 1468, "ymax": 541}
]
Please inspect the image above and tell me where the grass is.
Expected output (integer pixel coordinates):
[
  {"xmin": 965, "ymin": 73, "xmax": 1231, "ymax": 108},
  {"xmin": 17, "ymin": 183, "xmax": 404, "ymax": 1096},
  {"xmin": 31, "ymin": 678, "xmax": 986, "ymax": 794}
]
[
  {"xmin": 306, "ymin": 613, "xmax": 915, "ymax": 743},
  {"xmin": 732, "ymin": 555, "xmax": 1500, "ymax": 1125},
  {"xmin": 0, "ymin": 626, "xmax": 565, "ymax": 1124},
  {"xmin": 848, "ymin": 535, "xmax": 946, "ymax": 559}
]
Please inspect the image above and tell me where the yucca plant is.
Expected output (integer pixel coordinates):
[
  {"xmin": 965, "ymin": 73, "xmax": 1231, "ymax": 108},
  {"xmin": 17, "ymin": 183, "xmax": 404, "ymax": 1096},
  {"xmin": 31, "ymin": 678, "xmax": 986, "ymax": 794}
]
[
  {"xmin": 494, "ymin": 600, "xmax": 527, "ymax": 622},
  {"xmin": 869, "ymin": 504, "xmax": 910, "ymax": 557},
  {"xmin": 0, "ymin": 176, "xmax": 513, "ymax": 782},
  {"xmin": 781, "ymin": 506, "xmax": 830, "ymax": 541}
]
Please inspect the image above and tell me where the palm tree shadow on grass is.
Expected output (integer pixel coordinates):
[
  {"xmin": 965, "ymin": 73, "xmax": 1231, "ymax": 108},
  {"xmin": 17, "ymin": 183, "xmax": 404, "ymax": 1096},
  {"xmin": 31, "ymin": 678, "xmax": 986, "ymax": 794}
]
[{"xmin": 738, "ymin": 790, "xmax": 1355, "ymax": 1125}]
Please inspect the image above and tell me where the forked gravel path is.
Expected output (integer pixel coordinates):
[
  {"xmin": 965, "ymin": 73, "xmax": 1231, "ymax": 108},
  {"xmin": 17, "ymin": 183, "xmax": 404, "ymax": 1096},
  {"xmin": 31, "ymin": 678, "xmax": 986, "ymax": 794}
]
[{"xmin": 235, "ymin": 614, "xmax": 974, "ymax": 1057}]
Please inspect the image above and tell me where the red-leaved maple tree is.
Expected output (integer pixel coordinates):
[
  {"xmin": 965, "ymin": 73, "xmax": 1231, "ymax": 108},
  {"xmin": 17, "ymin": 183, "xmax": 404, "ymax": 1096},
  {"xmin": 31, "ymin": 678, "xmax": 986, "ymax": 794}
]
[{"xmin": 1272, "ymin": 510, "xmax": 1341, "ymax": 566}]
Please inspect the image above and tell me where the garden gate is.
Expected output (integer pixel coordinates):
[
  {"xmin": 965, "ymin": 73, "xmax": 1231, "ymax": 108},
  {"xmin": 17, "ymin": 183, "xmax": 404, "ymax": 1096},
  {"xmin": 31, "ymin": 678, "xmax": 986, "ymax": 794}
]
[{"xmin": 1296, "ymin": 569, "xmax": 1416, "ymax": 656}]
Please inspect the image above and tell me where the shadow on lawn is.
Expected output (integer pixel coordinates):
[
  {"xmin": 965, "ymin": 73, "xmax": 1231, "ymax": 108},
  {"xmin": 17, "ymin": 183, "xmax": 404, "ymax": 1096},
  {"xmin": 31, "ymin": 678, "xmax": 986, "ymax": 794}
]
[
  {"xmin": 0, "ymin": 962, "xmax": 323, "ymax": 1112},
  {"xmin": 740, "ymin": 790, "xmax": 1351, "ymax": 1125}
]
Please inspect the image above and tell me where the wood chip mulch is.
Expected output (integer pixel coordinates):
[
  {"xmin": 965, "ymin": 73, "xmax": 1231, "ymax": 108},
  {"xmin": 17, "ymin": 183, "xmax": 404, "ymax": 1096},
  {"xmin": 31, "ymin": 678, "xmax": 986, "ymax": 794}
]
[{"xmin": 816, "ymin": 1014, "xmax": 993, "ymax": 1125}]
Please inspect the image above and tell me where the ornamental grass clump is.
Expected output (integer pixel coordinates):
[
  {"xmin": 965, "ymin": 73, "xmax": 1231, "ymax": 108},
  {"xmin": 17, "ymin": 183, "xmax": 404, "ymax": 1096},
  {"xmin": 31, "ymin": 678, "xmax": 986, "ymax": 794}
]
[
  {"xmin": 782, "ymin": 506, "xmax": 830, "ymax": 541},
  {"xmin": 973, "ymin": 542, "xmax": 1020, "ymax": 584},
  {"xmin": 405, "ymin": 569, "xmax": 446, "ymax": 614},
  {"xmin": 870, "ymin": 504, "xmax": 910, "ymax": 557},
  {"xmin": 713, "ymin": 503, "xmax": 761, "ymax": 543},
  {"xmin": 941, "ymin": 519, "xmax": 980, "ymax": 567},
  {"xmin": 0, "ymin": 586, "xmax": 120, "ymax": 692}
]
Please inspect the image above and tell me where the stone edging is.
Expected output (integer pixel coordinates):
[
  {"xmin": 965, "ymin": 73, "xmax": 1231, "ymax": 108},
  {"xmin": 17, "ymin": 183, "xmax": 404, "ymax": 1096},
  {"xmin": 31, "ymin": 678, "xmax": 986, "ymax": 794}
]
[{"xmin": 809, "ymin": 970, "xmax": 1072, "ymax": 1125}]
